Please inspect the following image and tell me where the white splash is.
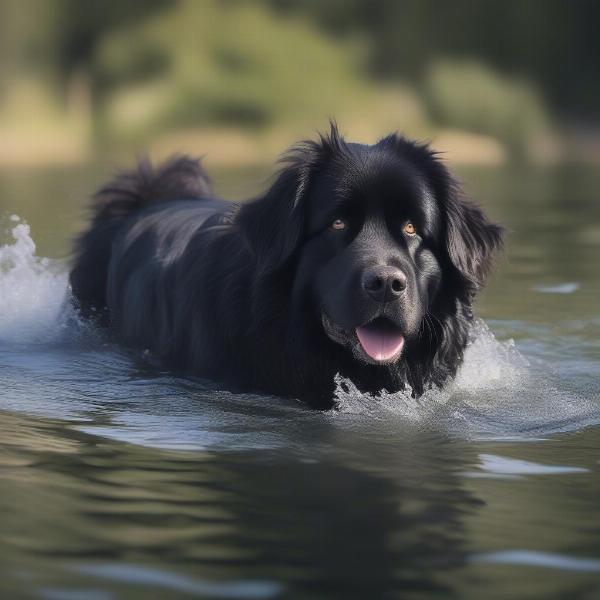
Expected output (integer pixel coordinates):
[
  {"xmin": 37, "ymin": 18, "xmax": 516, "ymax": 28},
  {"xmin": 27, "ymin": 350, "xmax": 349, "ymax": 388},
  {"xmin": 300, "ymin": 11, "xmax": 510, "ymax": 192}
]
[
  {"xmin": 332, "ymin": 319, "xmax": 600, "ymax": 437},
  {"xmin": 333, "ymin": 320, "xmax": 526, "ymax": 416},
  {"xmin": 0, "ymin": 217, "xmax": 73, "ymax": 344}
]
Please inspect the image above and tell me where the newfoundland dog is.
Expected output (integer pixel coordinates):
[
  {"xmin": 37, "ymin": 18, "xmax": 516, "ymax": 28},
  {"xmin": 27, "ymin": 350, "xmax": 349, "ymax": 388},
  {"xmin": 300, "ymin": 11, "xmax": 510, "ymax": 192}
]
[{"xmin": 70, "ymin": 124, "xmax": 503, "ymax": 407}]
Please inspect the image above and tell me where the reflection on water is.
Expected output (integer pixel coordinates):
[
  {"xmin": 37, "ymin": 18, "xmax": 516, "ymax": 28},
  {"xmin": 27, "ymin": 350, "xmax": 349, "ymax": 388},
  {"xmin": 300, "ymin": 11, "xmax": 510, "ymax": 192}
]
[
  {"xmin": 0, "ymin": 164, "xmax": 600, "ymax": 598},
  {"xmin": 1, "ymin": 409, "xmax": 599, "ymax": 599},
  {"xmin": 0, "ymin": 411, "xmax": 487, "ymax": 598}
]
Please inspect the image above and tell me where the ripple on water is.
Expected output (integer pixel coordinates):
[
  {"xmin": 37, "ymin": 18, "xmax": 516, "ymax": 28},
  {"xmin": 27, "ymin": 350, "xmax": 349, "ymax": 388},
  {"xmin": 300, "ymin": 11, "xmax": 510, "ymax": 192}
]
[{"xmin": 471, "ymin": 550, "xmax": 600, "ymax": 573}]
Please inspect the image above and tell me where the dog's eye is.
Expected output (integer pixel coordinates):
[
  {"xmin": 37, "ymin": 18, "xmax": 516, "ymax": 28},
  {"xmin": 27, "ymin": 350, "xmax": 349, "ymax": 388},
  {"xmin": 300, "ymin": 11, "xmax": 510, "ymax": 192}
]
[
  {"xmin": 331, "ymin": 218, "xmax": 347, "ymax": 231},
  {"xmin": 403, "ymin": 221, "xmax": 417, "ymax": 235}
]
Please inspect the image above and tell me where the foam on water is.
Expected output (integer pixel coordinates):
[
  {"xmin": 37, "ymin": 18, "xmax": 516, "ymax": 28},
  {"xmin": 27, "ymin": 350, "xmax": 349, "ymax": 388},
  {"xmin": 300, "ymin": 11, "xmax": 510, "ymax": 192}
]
[
  {"xmin": 333, "ymin": 317, "xmax": 600, "ymax": 437},
  {"xmin": 0, "ymin": 217, "xmax": 599, "ymax": 448},
  {"xmin": 0, "ymin": 217, "xmax": 74, "ymax": 344},
  {"xmin": 333, "ymin": 319, "xmax": 528, "ymax": 417}
]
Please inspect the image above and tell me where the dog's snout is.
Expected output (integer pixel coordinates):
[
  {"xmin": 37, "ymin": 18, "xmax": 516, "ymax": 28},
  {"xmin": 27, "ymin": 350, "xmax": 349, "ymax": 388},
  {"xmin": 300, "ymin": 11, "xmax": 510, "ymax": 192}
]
[{"xmin": 362, "ymin": 266, "xmax": 407, "ymax": 302}]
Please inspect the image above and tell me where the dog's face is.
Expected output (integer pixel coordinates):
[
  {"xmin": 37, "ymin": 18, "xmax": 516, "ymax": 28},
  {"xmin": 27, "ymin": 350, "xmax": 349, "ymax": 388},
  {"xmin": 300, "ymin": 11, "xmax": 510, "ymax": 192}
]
[
  {"xmin": 300, "ymin": 145, "xmax": 443, "ymax": 364},
  {"xmin": 241, "ymin": 125, "xmax": 503, "ymax": 384}
]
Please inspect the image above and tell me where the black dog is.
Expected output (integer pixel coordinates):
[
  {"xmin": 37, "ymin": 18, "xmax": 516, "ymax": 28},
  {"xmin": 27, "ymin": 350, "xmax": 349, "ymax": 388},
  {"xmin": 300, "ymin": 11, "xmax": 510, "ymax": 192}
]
[{"xmin": 70, "ymin": 124, "xmax": 503, "ymax": 407}]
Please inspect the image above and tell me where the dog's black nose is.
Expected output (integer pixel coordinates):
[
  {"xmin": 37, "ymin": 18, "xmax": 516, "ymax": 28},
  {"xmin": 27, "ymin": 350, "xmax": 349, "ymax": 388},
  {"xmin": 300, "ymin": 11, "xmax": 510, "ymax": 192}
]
[{"xmin": 362, "ymin": 266, "xmax": 407, "ymax": 302}]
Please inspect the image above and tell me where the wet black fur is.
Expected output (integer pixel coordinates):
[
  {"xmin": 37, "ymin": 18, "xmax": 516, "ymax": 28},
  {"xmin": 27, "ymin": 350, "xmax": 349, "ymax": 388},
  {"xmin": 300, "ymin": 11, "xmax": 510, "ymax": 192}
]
[{"xmin": 70, "ymin": 125, "xmax": 503, "ymax": 407}]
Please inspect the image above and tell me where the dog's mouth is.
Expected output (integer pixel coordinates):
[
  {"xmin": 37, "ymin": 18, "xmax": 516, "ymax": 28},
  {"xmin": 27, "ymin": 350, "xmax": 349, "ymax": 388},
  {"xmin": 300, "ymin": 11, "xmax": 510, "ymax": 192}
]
[
  {"xmin": 322, "ymin": 313, "xmax": 405, "ymax": 364},
  {"xmin": 355, "ymin": 317, "xmax": 405, "ymax": 362}
]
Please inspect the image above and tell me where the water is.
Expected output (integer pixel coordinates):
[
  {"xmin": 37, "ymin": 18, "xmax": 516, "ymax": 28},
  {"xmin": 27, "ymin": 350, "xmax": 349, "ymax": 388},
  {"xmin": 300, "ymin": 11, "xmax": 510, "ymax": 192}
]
[{"xmin": 0, "ymin": 164, "xmax": 599, "ymax": 599}]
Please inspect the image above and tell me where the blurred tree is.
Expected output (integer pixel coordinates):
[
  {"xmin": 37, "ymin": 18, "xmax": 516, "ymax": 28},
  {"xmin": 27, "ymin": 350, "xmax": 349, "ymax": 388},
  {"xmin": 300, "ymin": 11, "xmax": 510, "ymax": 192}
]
[
  {"xmin": 91, "ymin": 0, "xmax": 378, "ymax": 140},
  {"xmin": 271, "ymin": 0, "xmax": 600, "ymax": 118},
  {"xmin": 47, "ymin": 0, "xmax": 173, "ymax": 102},
  {"xmin": 0, "ymin": 0, "xmax": 595, "ymax": 159}
]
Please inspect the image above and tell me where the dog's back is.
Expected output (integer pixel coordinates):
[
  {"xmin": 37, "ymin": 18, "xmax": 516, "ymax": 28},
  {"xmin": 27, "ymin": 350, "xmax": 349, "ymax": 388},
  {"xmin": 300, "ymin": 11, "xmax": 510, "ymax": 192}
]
[{"xmin": 70, "ymin": 156, "xmax": 215, "ymax": 322}]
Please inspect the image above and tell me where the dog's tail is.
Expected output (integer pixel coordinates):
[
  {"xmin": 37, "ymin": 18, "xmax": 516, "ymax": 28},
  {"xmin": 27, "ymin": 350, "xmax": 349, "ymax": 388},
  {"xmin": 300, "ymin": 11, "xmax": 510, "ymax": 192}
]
[{"xmin": 70, "ymin": 155, "xmax": 212, "ymax": 320}]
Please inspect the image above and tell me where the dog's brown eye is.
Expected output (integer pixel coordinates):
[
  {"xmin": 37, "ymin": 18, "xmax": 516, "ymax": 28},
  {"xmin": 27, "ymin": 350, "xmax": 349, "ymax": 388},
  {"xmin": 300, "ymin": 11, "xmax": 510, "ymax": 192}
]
[
  {"xmin": 331, "ymin": 218, "xmax": 347, "ymax": 230},
  {"xmin": 403, "ymin": 221, "xmax": 416, "ymax": 235}
]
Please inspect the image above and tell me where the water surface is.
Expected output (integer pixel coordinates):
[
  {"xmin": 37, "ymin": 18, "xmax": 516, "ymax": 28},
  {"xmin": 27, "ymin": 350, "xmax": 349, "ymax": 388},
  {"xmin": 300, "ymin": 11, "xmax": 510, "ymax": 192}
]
[{"xmin": 0, "ymin": 164, "xmax": 599, "ymax": 599}]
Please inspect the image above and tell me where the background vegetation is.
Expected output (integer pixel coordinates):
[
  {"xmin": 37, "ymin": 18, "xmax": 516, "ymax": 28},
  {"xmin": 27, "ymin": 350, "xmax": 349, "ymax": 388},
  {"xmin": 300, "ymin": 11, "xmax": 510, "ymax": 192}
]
[{"xmin": 0, "ymin": 0, "xmax": 597, "ymax": 167}]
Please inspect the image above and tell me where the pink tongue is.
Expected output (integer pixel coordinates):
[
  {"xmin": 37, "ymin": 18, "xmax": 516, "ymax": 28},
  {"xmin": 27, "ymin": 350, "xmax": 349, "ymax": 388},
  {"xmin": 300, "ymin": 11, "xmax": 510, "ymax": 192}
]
[{"xmin": 356, "ymin": 326, "xmax": 405, "ymax": 361}]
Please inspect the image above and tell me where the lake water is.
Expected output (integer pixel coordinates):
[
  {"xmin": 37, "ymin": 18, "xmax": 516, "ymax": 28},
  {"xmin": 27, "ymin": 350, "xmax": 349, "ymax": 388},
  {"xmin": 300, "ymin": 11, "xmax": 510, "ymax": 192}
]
[{"xmin": 0, "ymin": 163, "xmax": 599, "ymax": 599}]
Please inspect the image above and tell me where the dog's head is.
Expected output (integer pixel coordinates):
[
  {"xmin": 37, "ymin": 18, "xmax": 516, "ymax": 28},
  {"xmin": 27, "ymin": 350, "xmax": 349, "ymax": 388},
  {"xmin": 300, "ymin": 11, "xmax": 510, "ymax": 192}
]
[{"xmin": 239, "ymin": 123, "xmax": 503, "ymax": 390}]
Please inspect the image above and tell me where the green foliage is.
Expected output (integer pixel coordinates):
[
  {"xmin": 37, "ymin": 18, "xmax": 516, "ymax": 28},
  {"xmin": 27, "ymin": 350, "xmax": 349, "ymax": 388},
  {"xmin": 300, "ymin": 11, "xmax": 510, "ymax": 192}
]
[
  {"xmin": 94, "ymin": 0, "xmax": 372, "ymax": 139},
  {"xmin": 424, "ymin": 60, "xmax": 550, "ymax": 156},
  {"xmin": 1, "ymin": 0, "xmax": 592, "ymax": 163},
  {"xmin": 272, "ymin": 0, "xmax": 600, "ymax": 118}
]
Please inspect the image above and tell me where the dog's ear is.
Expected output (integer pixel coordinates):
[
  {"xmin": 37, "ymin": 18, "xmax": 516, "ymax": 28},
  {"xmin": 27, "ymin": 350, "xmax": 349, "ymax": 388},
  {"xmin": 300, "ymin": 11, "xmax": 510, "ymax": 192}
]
[
  {"xmin": 238, "ymin": 161, "xmax": 306, "ymax": 275},
  {"xmin": 239, "ymin": 121, "xmax": 346, "ymax": 275},
  {"xmin": 443, "ymin": 185, "xmax": 504, "ymax": 291}
]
